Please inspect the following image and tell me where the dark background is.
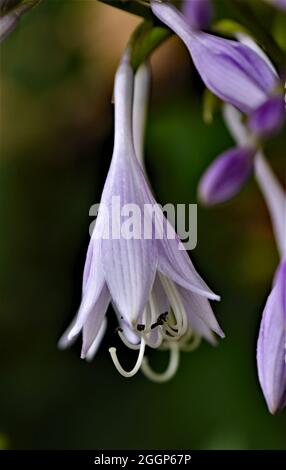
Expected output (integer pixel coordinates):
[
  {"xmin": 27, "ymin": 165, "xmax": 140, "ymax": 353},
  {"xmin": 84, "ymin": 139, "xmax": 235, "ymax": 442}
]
[{"xmin": 0, "ymin": 0, "xmax": 285, "ymax": 449}]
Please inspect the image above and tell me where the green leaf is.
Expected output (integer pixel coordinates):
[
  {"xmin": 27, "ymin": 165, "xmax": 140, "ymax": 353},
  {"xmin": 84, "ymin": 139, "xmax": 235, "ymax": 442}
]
[{"xmin": 213, "ymin": 19, "xmax": 250, "ymax": 38}]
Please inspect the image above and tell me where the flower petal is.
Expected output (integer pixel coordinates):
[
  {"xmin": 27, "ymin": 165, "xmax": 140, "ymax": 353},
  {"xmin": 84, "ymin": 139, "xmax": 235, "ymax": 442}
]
[
  {"xmin": 68, "ymin": 237, "xmax": 106, "ymax": 339},
  {"xmin": 177, "ymin": 284, "xmax": 225, "ymax": 339},
  {"xmin": 248, "ymin": 95, "xmax": 285, "ymax": 137},
  {"xmin": 81, "ymin": 284, "xmax": 110, "ymax": 358},
  {"xmin": 157, "ymin": 219, "xmax": 220, "ymax": 300},
  {"xmin": 257, "ymin": 259, "xmax": 286, "ymax": 414},
  {"xmin": 182, "ymin": 0, "xmax": 213, "ymax": 30}
]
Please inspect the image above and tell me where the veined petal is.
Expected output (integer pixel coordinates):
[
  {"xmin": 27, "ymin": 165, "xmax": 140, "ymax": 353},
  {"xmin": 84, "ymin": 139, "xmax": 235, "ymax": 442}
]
[
  {"xmin": 257, "ymin": 259, "xmax": 286, "ymax": 414},
  {"xmin": 177, "ymin": 284, "xmax": 225, "ymax": 339},
  {"xmin": 85, "ymin": 318, "xmax": 108, "ymax": 362},
  {"xmin": 81, "ymin": 284, "xmax": 110, "ymax": 358},
  {"xmin": 68, "ymin": 238, "xmax": 105, "ymax": 339},
  {"xmin": 255, "ymin": 153, "xmax": 286, "ymax": 257},
  {"xmin": 101, "ymin": 55, "xmax": 157, "ymax": 326},
  {"xmin": 157, "ymin": 219, "xmax": 219, "ymax": 300},
  {"xmin": 101, "ymin": 156, "xmax": 158, "ymax": 325}
]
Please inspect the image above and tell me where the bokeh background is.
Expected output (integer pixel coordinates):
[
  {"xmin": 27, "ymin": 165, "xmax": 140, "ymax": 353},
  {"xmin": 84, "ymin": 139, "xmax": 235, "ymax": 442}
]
[{"xmin": 0, "ymin": 0, "xmax": 285, "ymax": 450}]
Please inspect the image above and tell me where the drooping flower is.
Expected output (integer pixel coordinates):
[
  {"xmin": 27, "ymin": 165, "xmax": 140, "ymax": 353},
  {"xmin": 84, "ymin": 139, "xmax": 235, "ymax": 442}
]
[
  {"xmin": 182, "ymin": 0, "xmax": 213, "ymax": 30},
  {"xmin": 151, "ymin": 1, "xmax": 281, "ymax": 115},
  {"xmin": 255, "ymin": 153, "xmax": 286, "ymax": 414},
  {"xmin": 59, "ymin": 51, "xmax": 224, "ymax": 380}
]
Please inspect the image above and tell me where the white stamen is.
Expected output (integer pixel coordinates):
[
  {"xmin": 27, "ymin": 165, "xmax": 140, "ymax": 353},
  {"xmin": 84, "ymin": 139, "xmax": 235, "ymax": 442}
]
[
  {"xmin": 141, "ymin": 343, "xmax": 180, "ymax": 383},
  {"xmin": 109, "ymin": 338, "xmax": 146, "ymax": 378},
  {"xmin": 118, "ymin": 329, "xmax": 141, "ymax": 350}
]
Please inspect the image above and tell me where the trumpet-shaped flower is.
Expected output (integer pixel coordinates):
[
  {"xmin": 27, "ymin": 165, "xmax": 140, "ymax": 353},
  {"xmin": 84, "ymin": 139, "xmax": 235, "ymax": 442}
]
[
  {"xmin": 59, "ymin": 52, "xmax": 224, "ymax": 380},
  {"xmin": 151, "ymin": 1, "xmax": 280, "ymax": 114},
  {"xmin": 255, "ymin": 153, "xmax": 286, "ymax": 413}
]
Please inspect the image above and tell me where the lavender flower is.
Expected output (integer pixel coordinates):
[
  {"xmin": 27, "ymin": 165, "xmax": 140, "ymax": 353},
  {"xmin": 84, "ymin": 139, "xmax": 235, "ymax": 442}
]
[
  {"xmin": 255, "ymin": 154, "xmax": 286, "ymax": 414},
  {"xmin": 59, "ymin": 51, "xmax": 224, "ymax": 380},
  {"xmin": 182, "ymin": 0, "xmax": 213, "ymax": 30},
  {"xmin": 198, "ymin": 146, "xmax": 255, "ymax": 205},
  {"xmin": 151, "ymin": 1, "xmax": 280, "ymax": 114}
]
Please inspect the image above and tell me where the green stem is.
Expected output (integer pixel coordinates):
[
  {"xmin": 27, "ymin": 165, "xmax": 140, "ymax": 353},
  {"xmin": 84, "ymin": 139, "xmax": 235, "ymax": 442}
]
[{"xmin": 128, "ymin": 20, "xmax": 172, "ymax": 71}]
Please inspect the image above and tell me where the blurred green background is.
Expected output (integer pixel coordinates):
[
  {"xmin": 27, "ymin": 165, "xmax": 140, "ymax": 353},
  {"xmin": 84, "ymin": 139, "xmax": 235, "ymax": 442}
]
[{"xmin": 0, "ymin": 0, "xmax": 285, "ymax": 450}]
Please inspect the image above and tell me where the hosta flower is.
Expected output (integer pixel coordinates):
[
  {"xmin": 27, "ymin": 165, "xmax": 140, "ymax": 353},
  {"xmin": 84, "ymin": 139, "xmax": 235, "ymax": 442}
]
[
  {"xmin": 255, "ymin": 154, "xmax": 286, "ymax": 413},
  {"xmin": 182, "ymin": 0, "xmax": 213, "ymax": 30},
  {"xmin": 151, "ymin": 1, "xmax": 281, "ymax": 115},
  {"xmin": 60, "ymin": 51, "xmax": 224, "ymax": 380}
]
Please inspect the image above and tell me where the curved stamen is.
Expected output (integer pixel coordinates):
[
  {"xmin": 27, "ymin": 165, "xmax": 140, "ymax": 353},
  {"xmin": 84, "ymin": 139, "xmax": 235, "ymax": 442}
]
[
  {"xmin": 118, "ymin": 329, "xmax": 141, "ymax": 350},
  {"xmin": 141, "ymin": 343, "xmax": 180, "ymax": 383},
  {"xmin": 109, "ymin": 338, "xmax": 146, "ymax": 378}
]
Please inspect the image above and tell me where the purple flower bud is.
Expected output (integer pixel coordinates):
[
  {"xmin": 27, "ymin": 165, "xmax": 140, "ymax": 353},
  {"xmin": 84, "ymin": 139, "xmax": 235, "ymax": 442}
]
[
  {"xmin": 198, "ymin": 146, "xmax": 255, "ymax": 205},
  {"xmin": 151, "ymin": 1, "xmax": 278, "ymax": 113},
  {"xmin": 257, "ymin": 259, "xmax": 286, "ymax": 414},
  {"xmin": 182, "ymin": 0, "xmax": 213, "ymax": 30},
  {"xmin": 248, "ymin": 95, "xmax": 285, "ymax": 137}
]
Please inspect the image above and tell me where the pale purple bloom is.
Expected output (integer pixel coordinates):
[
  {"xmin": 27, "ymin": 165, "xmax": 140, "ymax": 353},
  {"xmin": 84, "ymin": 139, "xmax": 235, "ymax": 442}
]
[
  {"xmin": 248, "ymin": 95, "xmax": 285, "ymax": 137},
  {"xmin": 60, "ymin": 52, "xmax": 224, "ymax": 379},
  {"xmin": 151, "ymin": 1, "xmax": 279, "ymax": 114},
  {"xmin": 255, "ymin": 153, "xmax": 286, "ymax": 413},
  {"xmin": 198, "ymin": 146, "xmax": 255, "ymax": 205},
  {"xmin": 182, "ymin": 0, "xmax": 213, "ymax": 30}
]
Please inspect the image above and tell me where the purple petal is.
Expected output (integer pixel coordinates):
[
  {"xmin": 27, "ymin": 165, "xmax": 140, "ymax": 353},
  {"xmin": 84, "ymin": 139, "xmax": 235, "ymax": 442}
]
[
  {"xmin": 177, "ymin": 284, "xmax": 225, "ymax": 340},
  {"xmin": 81, "ymin": 284, "xmax": 110, "ymax": 358},
  {"xmin": 157, "ymin": 220, "xmax": 220, "ymax": 300},
  {"xmin": 248, "ymin": 95, "xmax": 285, "ymax": 137},
  {"xmin": 101, "ymin": 152, "xmax": 158, "ymax": 326},
  {"xmin": 68, "ymin": 237, "xmax": 106, "ymax": 339},
  {"xmin": 198, "ymin": 146, "xmax": 255, "ymax": 205},
  {"xmin": 151, "ymin": 1, "xmax": 277, "ymax": 113},
  {"xmin": 182, "ymin": 0, "xmax": 213, "ymax": 30},
  {"xmin": 257, "ymin": 259, "xmax": 286, "ymax": 414}
]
